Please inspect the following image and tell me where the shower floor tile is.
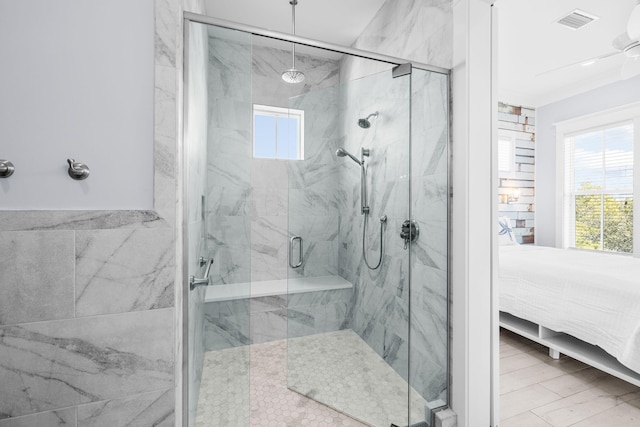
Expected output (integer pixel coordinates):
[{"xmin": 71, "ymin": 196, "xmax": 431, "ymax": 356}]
[{"xmin": 196, "ymin": 329, "xmax": 426, "ymax": 427}]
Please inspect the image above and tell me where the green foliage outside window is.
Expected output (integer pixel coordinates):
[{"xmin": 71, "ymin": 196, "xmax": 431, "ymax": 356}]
[{"xmin": 575, "ymin": 182, "xmax": 633, "ymax": 253}]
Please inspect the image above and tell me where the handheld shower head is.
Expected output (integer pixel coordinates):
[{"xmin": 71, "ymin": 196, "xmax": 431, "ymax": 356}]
[
  {"xmin": 358, "ymin": 111, "xmax": 379, "ymax": 129},
  {"xmin": 335, "ymin": 148, "xmax": 362, "ymax": 165}
]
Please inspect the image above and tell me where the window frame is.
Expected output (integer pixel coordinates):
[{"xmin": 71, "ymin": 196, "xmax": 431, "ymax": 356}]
[
  {"xmin": 555, "ymin": 103, "xmax": 640, "ymax": 257},
  {"xmin": 252, "ymin": 104, "xmax": 304, "ymax": 160}
]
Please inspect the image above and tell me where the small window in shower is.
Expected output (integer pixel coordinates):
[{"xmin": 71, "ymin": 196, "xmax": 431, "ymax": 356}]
[{"xmin": 253, "ymin": 104, "xmax": 304, "ymax": 160}]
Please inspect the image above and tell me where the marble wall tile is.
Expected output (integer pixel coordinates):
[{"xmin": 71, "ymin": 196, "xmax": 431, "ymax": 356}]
[
  {"xmin": 75, "ymin": 228, "xmax": 175, "ymax": 317},
  {"xmin": 0, "ymin": 308, "xmax": 174, "ymax": 419},
  {"xmin": 251, "ymin": 45, "xmax": 340, "ymax": 107},
  {"xmin": 0, "ymin": 408, "xmax": 76, "ymax": 427},
  {"xmin": 250, "ymin": 216, "xmax": 288, "ymax": 282},
  {"xmin": 155, "ymin": 0, "xmax": 179, "ymax": 68},
  {"xmin": 208, "ymin": 185, "xmax": 252, "ymax": 217},
  {"xmin": 207, "ymin": 215, "xmax": 251, "ymax": 285},
  {"xmin": 0, "ymin": 231, "xmax": 74, "ymax": 325},
  {"xmin": 0, "ymin": 211, "xmax": 166, "ymax": 232},
  {"xmin": 208, "ymin": 37, "xmax": 252, "ymax": 102},
  {"xmin": 250, "ymin": 309, "xmax": 287, "ymax": 343},
  {"xmin": 251, "ymin": 187, "xmax": 287, "ymax": 217},
  {"xmin": 76, "ymin": 388, "xmax": 174, "ymax": 427},
  {"xmin": 207, "ymin": 128, "xmax": 251, "ymax": 189}
]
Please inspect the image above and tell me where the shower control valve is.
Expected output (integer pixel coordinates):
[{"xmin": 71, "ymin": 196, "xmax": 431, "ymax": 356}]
[{"xmin": 400, "ymin": 219, "xmax": 419, "ymax": 250}]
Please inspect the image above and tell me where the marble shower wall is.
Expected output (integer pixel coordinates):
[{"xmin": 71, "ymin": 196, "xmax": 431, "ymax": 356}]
[
  {"xmin": 337, "ymin": 0, "xmax": 452, "ymax": 410},
  {"xmin": 0, "ymin": 0, "xmax": 206, "ymax": 425},
  {"xmin": 206, "ymin": 36, "xmax": 341, "ymax": 291},
  {"xmin": 336, "ymin": 65, "xmax": 414, "ymax": 395}
]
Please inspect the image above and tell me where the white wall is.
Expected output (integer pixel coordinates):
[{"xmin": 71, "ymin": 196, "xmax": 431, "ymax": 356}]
[
  {"xmin": 536, "ymin": 74, "xmax": 640, "ymax": 247},
  {"xmin": 0, "ymin": 0, "xmax": 154, "ymax": 210}
]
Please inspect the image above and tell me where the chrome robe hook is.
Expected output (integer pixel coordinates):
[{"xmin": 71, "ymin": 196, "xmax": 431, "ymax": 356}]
[
  {"xmin": 0, "ymin": 160, "xmax": 15, "ymax": 178},
  {"xmin": 67, "ymin": 158, "xmax": 90, "ymax": 180}
]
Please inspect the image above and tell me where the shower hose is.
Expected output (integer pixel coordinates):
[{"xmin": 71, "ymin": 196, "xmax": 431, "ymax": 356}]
[{"xmin": 363, "ymin": 213, "xmax": 387, "ymax": 270}]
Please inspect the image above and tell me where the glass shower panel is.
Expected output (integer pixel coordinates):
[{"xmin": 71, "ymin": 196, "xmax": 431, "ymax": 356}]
[
  {"xmin": 185, "ymin": 22, "xmax": 253, "ymax": 427},
  {"xmin": 408, "ymin": 68, "xmax": 450, "ymax": 425},
  {"xmin": 286, "ymin": 61, "xmax": 414, "ymax": 427}
]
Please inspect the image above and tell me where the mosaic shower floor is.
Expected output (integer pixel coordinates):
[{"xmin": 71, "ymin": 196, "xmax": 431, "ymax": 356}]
[{"xmin": 196, "ymin": 329, "xmax": 426, "ymax": 427}]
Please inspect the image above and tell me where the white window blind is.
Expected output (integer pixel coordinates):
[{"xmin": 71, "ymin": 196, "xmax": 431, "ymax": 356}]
[
  {"xmin": 498, "ymin": 138, "xmax": 513, "ymax": 172},
  {"xmin": 564, "ymin": 122, "xmax": 634, "ymax": 253}
]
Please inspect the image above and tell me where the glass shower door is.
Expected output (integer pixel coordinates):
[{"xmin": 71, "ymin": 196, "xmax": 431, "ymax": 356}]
[
  {"xmin": 185, "ymin": 21, "xmax": 253, "ymax": 427},
  {"xmin": 286, "ymin": 64, "xmax": 414, "ymax": 427}
]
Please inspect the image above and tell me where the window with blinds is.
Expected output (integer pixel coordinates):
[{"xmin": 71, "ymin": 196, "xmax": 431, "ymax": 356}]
[
  {"xmin": 564, "ymin": 122, "xmax": 634, "ymax": 253},
  {"xmin": 498, "ymin": 137, "xmax": 513, "ymax": 172}
]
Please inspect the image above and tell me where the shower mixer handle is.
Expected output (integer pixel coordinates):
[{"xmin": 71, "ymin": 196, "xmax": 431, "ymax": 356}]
[{"xmin": 400, "ymin": 219, "xmax": 419, "ymax": 250}]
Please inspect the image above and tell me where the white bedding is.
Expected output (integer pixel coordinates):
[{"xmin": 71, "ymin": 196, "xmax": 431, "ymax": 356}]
[{"xmin": 500, "ymin": 245, "xmax": 640, "ymax": 373}]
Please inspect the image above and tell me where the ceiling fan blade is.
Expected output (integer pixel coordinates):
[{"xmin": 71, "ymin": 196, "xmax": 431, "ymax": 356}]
[
  {"xmin": 535, "ymin": 50, "xmax": 621, "ymax": 77},
  {"xmin": 621, "ymin": 56, "xmax": 640, "ymax": 80},
  {"xmin": 628, "ymin": 1, "xmax": 640, "ymax": 41},
  {"xmin": 613, "ymin": 32, "xmax": 634, "ymax": 51}
]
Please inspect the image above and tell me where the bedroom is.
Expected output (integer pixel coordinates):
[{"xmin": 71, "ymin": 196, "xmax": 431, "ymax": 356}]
[{"xmin": 495, "ymin": 0, "xmax": 640, "ymax": 425}]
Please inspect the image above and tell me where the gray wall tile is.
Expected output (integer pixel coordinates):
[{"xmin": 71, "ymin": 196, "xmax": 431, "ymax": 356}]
[
  {"xmin": 0, "ymin": 408, "xmax": 76, "ymax": 427},
  {"xmin": 0, "ymin": 309, "xmax": 174, "ymax": 419},
  {"xmin": 0, "ymin": 231, "xmax": 74, "ymax": 325},
  {"xmin": 77, "ymin": 389, "xmax": 174, "ymax": 427},
  {"xmin": 75, "ymin": 229, "xmax": 175, "ymax": 317}
]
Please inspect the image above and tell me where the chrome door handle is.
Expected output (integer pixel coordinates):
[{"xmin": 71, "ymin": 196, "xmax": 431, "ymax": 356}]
[
  {"xmin": 289, "ymin": 236, "xmax": 303, "ymax": 268},
  {"xmin": 190, "ymin": 257, "xmax": 214, "ymax": 290}
]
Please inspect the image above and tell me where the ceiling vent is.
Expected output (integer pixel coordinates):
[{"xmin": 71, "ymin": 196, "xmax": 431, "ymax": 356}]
[{"xmin": 557, "ymin": 9, "xmax": 599, "ymax": 30}]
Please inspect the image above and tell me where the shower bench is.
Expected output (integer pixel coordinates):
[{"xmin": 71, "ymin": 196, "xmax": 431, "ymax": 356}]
[{"xmin": 202, "ymin": 275, "xmax": 354, "ymax": 351}]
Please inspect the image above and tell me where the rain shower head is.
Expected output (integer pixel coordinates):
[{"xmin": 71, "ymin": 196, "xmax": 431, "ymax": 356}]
[
  {"xmin": 358, "ymin": 111, "xmax": 379, "ymax": 129},
  {"xmin": 335, "ymin": 148, "xmax": 362, "ymax": 165}
]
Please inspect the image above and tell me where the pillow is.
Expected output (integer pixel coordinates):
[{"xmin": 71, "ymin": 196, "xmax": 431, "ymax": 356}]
[{"xmin": 498, "ymin": 216, "xmax": 518, "ymax": 245}]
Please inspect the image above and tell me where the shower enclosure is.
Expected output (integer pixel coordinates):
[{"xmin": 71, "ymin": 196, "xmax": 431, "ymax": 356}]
[{"xmin": 183, "ymin": 13, "xmax": 450, "ymax": 427}]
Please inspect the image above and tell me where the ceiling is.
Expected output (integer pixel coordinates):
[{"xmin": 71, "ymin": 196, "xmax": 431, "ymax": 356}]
[
  {"xmin": 496, "ymin": 0, "xmax": 639, "ymax": 108},
  {"xmin": 202, "ymin": 0, "xmax": 638, "ymax": 109},
  {"xmin": 203, "ymin": 0, "xmax": 386, "ymax": 48}
]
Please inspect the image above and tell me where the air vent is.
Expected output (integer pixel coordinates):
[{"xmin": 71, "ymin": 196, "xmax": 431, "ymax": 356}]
[{"xmin": 557, "ymin": 9, "xmax": 599, "ymax": 30}]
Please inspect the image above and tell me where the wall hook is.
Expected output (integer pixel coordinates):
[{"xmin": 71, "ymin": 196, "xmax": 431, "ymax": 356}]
[
  {"xmin": 67, "ymin": 158, "xmax": 90, "ymax": 180},
  {"xmin": 0, "ymin": 160, "xmax": 15, "ymax": 178}
]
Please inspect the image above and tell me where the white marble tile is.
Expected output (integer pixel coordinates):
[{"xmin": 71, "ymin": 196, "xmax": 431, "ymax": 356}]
[
  {"xmin": 77, "ymin": 388, "xmax": 174, "ymax": 427},
  {"xmin": 250, "ymin": 215, "xmax": 288, "ymax": 282},
  {"xmin": 0, "ymin": 211, "xmax": 165, "ymax": 231},
  {"xmin": 0, "ymin": 408, "xmax": 76, "ymax": 427},
  {"xmin": 154, "ymin": 64, "xmax": 177, "ymax": 140},
  {"xmin": 75, "ymin": 228, "xmax": 174, "ymax": 316},
  {"xmin": 0, "ymin": 309, "xmax": 174, "ymax": 419},
  {"xmin": 207, "ymin": 128, "xmax": 251, "ymax": 189},
  {"xmin": 0, "ymin": 231, "xmax": 74, "ymax": 325},
  {"xmin": 154, "ymin": 0, "xmax": 179, "ymax": 68}
]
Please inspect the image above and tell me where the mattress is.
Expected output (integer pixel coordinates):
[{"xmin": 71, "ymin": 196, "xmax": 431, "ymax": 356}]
[{"xmin": 499, "ymin": 244, "xmax": 640, "ymax": 373}]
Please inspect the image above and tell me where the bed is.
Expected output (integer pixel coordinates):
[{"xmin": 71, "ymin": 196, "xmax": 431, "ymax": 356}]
[{"xmin": 499, "ymin": 243, "xmax": 640, "ymax": 384}]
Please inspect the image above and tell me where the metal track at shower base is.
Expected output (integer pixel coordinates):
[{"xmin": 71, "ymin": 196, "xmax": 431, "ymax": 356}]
[{"xmin": 390, "ymin": 422, "xmax": 429, "ymax": 427}]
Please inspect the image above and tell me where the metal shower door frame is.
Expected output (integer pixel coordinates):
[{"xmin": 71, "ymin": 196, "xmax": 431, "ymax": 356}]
[{"xmin": 181, "ymin": 12, "xmax": 452, "ymax": 427}]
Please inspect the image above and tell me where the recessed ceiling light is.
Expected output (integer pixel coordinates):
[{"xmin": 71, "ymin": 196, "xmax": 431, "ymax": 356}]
[{"xmin": 556, "ymin": 9, "xmax": 600, "ymax": 30}]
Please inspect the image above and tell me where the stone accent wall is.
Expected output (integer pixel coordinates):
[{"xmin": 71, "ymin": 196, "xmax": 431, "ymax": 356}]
[{"xmin": 498, "ymin": 102, "xmax": 536, "ymax": 244}]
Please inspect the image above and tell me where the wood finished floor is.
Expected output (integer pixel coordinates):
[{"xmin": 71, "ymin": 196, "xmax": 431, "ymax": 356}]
[{"xmin": 500, "ymin": 328, "xmax": 640, "ymax": 426}]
